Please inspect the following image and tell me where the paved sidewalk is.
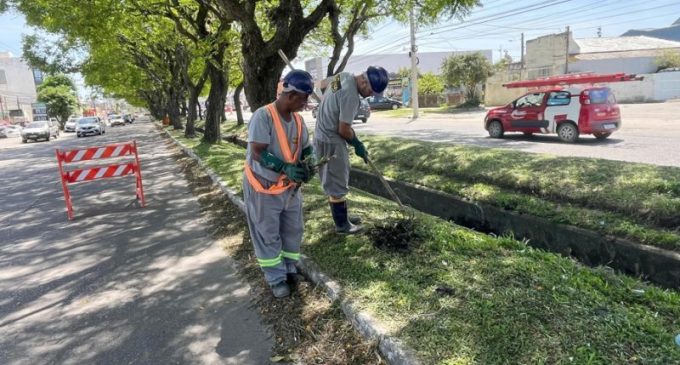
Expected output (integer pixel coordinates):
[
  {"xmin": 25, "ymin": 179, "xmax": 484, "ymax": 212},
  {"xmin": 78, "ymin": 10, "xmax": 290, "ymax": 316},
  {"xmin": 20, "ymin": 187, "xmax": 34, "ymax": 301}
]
[{"xmin": 0, "ymin": 121, "xmax": 272, "ymax": 364}]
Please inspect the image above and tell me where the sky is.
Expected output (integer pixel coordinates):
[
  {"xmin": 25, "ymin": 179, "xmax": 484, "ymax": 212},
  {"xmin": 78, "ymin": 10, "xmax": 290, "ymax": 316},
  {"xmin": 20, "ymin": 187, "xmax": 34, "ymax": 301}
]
[{"xmin": 1, "ymin": 0, "xmax": 679, "ymax": 88}]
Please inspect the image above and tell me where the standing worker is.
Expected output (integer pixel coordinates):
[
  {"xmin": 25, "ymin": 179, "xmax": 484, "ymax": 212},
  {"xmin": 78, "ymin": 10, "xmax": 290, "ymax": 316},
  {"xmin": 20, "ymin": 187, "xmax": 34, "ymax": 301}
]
[
  {"xmin": 314, "ymin": 66, "xmax": 389, "ymax": 234},
  {"xmin": 243, "ymin": 70, "xmax": 315, "ymax": 298}
]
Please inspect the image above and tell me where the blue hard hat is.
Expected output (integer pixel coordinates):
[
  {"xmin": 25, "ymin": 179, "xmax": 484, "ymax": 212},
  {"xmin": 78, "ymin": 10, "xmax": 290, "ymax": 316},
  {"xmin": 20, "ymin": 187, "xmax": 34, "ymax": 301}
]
[
  {"xmin": 366, "ymin": 66, "xmax": 389, "ymax": 94},
  {"xmin": 282, "ymin": 70, "xmax": 314, "ymax": 95}
]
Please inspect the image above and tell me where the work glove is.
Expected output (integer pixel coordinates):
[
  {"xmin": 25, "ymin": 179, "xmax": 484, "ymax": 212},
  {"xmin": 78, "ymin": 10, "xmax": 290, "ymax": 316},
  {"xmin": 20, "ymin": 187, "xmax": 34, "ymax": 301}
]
[
  {"xmin": 349, "ymin": 135, "xmax": 369, "ymax": 164},
  {"xmin": 282, "ymin": 163, "xmax": 306, "ymax": 183},
  {"xmin": 301, "ymin": 160, "xmax": 316, "ymax": 183}
]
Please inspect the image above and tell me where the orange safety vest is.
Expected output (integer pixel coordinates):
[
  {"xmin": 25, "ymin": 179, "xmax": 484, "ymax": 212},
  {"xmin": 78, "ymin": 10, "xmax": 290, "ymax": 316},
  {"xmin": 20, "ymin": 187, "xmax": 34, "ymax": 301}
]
[{"xmin": 244, "ymin": 103, "xmax": 303, "ymax": 195}]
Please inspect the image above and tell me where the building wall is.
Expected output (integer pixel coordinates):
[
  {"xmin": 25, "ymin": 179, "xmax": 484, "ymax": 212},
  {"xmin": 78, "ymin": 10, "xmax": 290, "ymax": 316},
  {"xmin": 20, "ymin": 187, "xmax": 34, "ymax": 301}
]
[
  {"xmin": 607, "ymin": 71, "xmax": 680, "ymax": 102},
  {"xmin": 0, "ymin": 53, "xmax": 38, "ymax": 121},
  {"xmin": 525, "ymin": 32, "xmax": 576, "ymax": 79},
  {"xmin": 569, "ymin": 56, "xmax": 658, "ymax": 75},
  {"xmin": 485, "ymin": 70, "xmax": 529, "ymax": 106},
  {"xmin": 307, "ymin": 50, "xmax": 493, "ymax": 77}
]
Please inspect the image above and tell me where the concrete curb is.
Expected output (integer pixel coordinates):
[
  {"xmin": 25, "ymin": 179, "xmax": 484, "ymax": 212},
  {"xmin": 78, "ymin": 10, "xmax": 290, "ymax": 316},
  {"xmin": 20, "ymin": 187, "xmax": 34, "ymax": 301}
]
[{"xmin": 159, "ymin": 127, "xmax": 422, "ymax": 365}]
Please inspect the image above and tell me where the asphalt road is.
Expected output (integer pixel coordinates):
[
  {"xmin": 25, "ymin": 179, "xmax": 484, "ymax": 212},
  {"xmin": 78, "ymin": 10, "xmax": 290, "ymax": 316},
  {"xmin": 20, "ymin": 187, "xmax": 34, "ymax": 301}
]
[
  {"xmin": 0, "ymin": 121, "xmax": 272, "ymax": 364},
  {"xmin": 345, "ymin": 102, "xmax": 680, "ymax": 168}
]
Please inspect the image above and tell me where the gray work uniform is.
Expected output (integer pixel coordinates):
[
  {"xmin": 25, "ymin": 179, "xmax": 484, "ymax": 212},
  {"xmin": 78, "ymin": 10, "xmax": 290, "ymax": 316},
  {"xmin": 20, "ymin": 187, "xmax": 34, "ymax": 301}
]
[
  {"xmin": 243, "ymin": 105, "xmax": 310, "ymax": 286},
  {"xmin": 314, "ymin": 72, "xmax": 361, "ymax": 198}
]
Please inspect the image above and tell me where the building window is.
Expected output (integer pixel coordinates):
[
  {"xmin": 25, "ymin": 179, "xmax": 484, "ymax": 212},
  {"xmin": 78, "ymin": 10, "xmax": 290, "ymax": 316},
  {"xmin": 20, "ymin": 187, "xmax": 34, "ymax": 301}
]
[
  {"xmin": 32, "ymin": 69, "xmax": 44, "ymax": 85},
  {"xmin": 0, "ymin": 69, "xmax": 7, "ymax": 84}
]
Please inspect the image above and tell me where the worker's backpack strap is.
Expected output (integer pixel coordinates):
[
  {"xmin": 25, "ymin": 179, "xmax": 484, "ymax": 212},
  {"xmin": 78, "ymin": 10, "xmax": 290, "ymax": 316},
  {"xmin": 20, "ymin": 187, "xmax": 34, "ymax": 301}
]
[{"xmin": 244, "ymin": 103, "xmax": 303, "ymax": 195}]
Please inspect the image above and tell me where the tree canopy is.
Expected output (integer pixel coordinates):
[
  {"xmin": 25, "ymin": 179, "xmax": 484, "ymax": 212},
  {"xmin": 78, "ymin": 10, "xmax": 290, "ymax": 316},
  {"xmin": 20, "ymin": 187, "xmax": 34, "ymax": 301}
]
[
  {"xmin": 37, "ymin": 74, "xmax": 78, "ymax": 126},
  {"xmin": 442, "ymin": 52, "xmax": 492, "ymax": 106}
]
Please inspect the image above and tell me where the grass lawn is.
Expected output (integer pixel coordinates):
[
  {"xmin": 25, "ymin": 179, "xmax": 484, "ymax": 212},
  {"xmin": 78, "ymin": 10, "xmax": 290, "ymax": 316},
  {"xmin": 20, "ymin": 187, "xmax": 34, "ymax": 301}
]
[
  {"xmin": 374, "ymin": 105, "xmax": 486, "ymax": 118},
  {"xmin": 165, "ymin": 127, "xmax": 680, "ymax": 365},
  {"xmin": 356, "ymin": 136, "xmax": 680, "ymax": 230}
]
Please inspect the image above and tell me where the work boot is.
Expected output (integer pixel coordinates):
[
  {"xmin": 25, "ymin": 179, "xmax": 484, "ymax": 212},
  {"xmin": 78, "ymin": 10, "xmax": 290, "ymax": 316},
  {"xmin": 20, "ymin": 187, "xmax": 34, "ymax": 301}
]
[
  {"xmin": 330, "ymin": 201, "xmax": 362, "ymax": 234},
  {"xmin": 271, "ymin": 281, "xmax": 291, "ymax": 298},
  {"xmin": 287, "ymin": 273, "xmax": 305, "ymax": 286}
]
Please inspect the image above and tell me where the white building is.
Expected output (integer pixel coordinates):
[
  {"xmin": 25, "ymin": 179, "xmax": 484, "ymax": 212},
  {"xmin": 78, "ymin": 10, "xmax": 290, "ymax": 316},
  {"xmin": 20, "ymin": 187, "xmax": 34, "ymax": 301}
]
[
  {"xmin": 305, "ymin": 50, "xmax": 493, "ymax": 79},
  {"xmin": 0, "ymin": 51, "xmax": 41, "ymax": 122}
]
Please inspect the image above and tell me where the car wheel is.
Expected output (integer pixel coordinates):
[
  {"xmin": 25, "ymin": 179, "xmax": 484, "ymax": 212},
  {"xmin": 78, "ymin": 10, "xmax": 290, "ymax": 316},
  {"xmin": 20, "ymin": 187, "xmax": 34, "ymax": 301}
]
[
  {"xmin": 487, "ymin": 120, "xmax": 504, "ymax": 138},
  {"xmin": 77, "ymin": 134, "xmax": 81, "ymax": 138},
  {"xmin": 594, "ymin": 132, "xmax": 611, "ymax": 140},
  {"xmin": 557, "ymin": 122, "xmax": 579, "ymax": 143},
  {"xmin": 361, "ymin": 118, "xmax": 367, "ymax": 123},
  {"xmin": 22, "ymin": 139, "xmax": 27, "ymax": 143},
  {"xmin": 46, "ymin": 134, "xmax": 51, "ymax": 141},
  {"xmin": 391, "ymin": 104, "xmax": 399, "ymax": 110}
]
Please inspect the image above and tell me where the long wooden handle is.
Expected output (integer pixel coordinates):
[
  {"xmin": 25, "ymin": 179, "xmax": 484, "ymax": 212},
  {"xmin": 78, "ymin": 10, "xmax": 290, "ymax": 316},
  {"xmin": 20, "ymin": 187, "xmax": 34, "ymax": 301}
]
[{"xmin": 367, "ymin": 157, "xmax": 405, "ymax": 209}]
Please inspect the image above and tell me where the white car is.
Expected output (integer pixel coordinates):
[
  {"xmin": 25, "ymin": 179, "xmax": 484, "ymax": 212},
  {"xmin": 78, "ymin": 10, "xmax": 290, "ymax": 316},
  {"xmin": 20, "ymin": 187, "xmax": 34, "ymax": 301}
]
[
  {"xmin": 21, "ymin": 121, "xmax": 59, "ymax": 142},
  {"xmin": 108, "ymin": 114, "xmax": 126, "ymax": 127},
  {"xmin": 0, "ymin": 125, "xmax": 22, "ymax": 138},
  {"xmin": 76, "ymin": 117, "xmax": 106, "ymax": 137},
  {"xmin": 64, "ymin": 117, "xmax": 79, "ymax": 132}
]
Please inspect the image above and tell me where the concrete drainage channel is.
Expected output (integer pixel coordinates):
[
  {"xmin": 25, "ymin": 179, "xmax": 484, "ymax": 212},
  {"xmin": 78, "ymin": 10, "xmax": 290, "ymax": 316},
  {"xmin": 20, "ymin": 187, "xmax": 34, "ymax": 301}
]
[
  {"xmin": 221, "ymin": 133, "xmax": 680, "ymax": 290},
  {"xmin": 160, "ymin": 128, "xmax": 422, "ymax": 365},
  {"xmin": 350, "ymin": 169, "xmax": 680, "ymax": 290}
]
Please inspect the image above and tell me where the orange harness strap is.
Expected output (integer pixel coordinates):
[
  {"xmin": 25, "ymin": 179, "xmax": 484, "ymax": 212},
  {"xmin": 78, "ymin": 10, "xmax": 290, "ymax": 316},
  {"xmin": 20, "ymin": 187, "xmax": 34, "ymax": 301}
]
[{"xmin": 244, "ymin": 104, "xmax": 303, "ymax": 195}]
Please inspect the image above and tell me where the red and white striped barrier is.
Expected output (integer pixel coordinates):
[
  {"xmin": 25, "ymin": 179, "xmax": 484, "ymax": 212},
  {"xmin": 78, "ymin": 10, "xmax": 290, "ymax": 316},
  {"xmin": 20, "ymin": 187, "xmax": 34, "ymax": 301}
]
[{"xmin": 56, "ymin": 141, "xmax": 146, "ymax": 220}]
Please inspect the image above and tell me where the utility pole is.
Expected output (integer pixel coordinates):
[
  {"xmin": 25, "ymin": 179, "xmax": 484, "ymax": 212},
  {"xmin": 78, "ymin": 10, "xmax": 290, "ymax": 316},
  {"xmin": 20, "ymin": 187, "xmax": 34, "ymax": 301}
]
[
  {"xmin": 520, "ymin": 32, "xmax": 525, "ymax": 68},
  {"xmin": 409, "ymin": 8, "xmax": 419, "ymax": 119},
  {"xmin": 564, "ymin": 26, "xmax": 570, "ymax": 74}
]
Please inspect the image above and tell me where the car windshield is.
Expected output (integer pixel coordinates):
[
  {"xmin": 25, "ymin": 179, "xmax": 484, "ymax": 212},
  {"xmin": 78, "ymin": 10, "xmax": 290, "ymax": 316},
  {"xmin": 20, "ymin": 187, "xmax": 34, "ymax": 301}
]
[
  {"xmin": 27, "ymin": 122, "xmax": 47, "ymax": 128},
  {"xmin": 78, "ymin": 118, "xmax": 97, "ymax": 125}
]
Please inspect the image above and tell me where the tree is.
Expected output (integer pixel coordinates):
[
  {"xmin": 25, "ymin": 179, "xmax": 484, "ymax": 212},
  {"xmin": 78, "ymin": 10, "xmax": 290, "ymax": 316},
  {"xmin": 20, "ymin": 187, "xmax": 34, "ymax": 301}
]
[
  {"xmin": 441, "ymin": 52, "xmax": 492, "ymax": 106},
  {"xmin": 208, "ymin": 0, "xmax": 333, "ymax": 110},
  {"xmin": 419, "ymin": 72, "xmax": 444, "ymax": 95},
  {"xmin": 37, "ymin": 77, "xmax": 78, "ymax": 128},
  {"xmin": 655, "ymin": 50, "xmax": 680, "ymax": 71}
]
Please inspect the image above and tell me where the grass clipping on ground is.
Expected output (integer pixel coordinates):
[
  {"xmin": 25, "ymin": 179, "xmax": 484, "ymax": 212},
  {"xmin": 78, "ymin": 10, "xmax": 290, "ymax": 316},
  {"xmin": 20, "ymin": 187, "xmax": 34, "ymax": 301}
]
[
  {"xmin": 353, "ymin": 135, "xmax": 680, "ymax": 251},
  {"xmin": 167, "ymin": 129, "xmax": 680, "ymax": 365}
]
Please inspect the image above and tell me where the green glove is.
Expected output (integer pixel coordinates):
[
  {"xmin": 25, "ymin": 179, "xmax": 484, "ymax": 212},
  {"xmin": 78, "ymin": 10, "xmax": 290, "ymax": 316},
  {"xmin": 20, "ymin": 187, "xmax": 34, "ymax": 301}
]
[
  {"xmin": 301, "ymin": 160, "xmax": 315, "ymax": 183},
  {"xmin": 301, "ymin": 145, "xmax": 315, "ymax": 163},
  {"xmin": 259, "ymin": 150, "xmax": 285, "ymax": 172},
  {"xmin": 282, "ymin": 163, "xmax": 306, "ymax": 183},
  {"xmin": 349, "ymin": 135, "xmax": 369, "ymax": 164}
]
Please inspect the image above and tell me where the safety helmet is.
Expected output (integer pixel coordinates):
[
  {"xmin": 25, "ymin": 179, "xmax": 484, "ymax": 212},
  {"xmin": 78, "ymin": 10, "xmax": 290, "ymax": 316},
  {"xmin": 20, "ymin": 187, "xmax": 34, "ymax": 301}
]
[
  {"xmin": 366, "ymin": 66, "xmax": 389, "ymax": 94},
  {"xmin": 282, "ymin": 70, "xmax": 314, "ymax": 95}
]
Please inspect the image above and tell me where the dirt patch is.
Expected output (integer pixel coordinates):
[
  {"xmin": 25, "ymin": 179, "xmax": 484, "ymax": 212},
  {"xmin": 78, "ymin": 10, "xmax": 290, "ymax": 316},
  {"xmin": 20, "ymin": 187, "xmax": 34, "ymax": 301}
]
[
  {"xmin": 165, "ymin": 135, "xmax": 385, "ymax": 365},
  {"xmin": 367, "ymin": 216, "xmax": 425, "ymax": 253}
]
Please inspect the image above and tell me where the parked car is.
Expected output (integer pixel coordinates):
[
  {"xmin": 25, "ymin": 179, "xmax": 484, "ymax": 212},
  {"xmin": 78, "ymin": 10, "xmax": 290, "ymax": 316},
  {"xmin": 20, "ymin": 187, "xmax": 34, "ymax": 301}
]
[
  {"xmin": 312, "ymin": 98, "xmax": 371, "ymax": 123},
  {"xmin": 108, "ymin": 114, "xmax": 126, "ymax": 127},
  {"xmin": 64, "ymin": 117, "xmax": 79, "ymax": 132},
  {"xmin": 21, "ymin": 121, "xmax": 59, "ymax": 143},
  {"xmin": 366, "ymin": 95, "xmax": 402, "ymax": 110},
  {"xmin": 484, "ymin": 87, "xmax": 621, "ymax": 143},
  {"xmin": 123, "ymin": 114, "xmax": 135, "ymax": 124},
  {"xmin": 0, "ymin": 125, "xmax": 22, "ymax": 138},
  {"xmin": 76, "ymin": 117, "xmax": 106, "ymax": 137}
]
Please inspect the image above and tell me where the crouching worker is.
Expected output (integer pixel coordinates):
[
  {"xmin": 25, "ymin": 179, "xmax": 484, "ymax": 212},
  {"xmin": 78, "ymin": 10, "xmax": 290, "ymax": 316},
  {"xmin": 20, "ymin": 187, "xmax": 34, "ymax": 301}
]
[{"xmin": 243, "ymin": 70, "xmax": 315, "ymax": 298}]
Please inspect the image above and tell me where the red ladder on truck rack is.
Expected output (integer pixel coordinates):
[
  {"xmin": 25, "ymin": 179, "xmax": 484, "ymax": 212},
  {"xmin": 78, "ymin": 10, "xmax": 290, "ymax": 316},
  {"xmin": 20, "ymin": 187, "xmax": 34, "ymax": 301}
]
[{"xmin": 503, "ymin": 73, "xmax": 643, "ymax": 88}]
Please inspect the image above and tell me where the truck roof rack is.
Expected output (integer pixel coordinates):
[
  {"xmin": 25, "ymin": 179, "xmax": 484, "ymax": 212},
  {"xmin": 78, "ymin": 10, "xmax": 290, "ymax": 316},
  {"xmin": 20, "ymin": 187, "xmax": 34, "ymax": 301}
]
[{"xmin": 503, "ymin": 73, "xmax": 644, "ymax": 88}]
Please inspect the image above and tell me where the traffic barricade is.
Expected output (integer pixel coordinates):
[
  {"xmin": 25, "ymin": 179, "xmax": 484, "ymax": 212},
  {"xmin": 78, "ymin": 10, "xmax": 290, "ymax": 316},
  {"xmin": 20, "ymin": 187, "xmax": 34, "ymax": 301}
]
[{"xmin": 55, "ymin": 141, "xmax": 146, "ymax": 220}]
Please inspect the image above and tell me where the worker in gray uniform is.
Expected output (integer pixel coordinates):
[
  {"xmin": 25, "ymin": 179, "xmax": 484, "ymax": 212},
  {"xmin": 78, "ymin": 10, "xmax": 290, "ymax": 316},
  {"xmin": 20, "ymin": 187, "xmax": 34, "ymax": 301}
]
[
  {"xmin": 243, "ymin": 70, "xmax": 315, "ymax": 298},
  {"xmin": 314, "ymin": 66, "xmax": 389, "ymax": 234}
]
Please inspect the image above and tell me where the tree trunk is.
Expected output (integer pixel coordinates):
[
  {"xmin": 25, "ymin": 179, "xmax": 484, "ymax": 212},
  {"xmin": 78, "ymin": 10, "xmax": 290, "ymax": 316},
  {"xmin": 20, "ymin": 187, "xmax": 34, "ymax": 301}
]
[
  {"xmin": 234, "ymin": 82, "xmax": 244, "ymax": 126},
  {"xmin": 180, "ymin": 98, "xmax": 187, "ymax": 117},
  {"xmin": 243, "ymin": 53, "xmax": 286, "ymax": 111},
  {"xmin": 185, "ymin": 89, "xmax": 199, "ymax": 138},
  {"xmin": 203, "ymin": 61, "xmax": 228, "ymax": 143},
  {"xmin": 197, "ymin": 102, "xmax": 203, "ymax": 120},
  {"xmin": 167, "ymin": 88, "xmax": 183, "ymax": 130}
]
